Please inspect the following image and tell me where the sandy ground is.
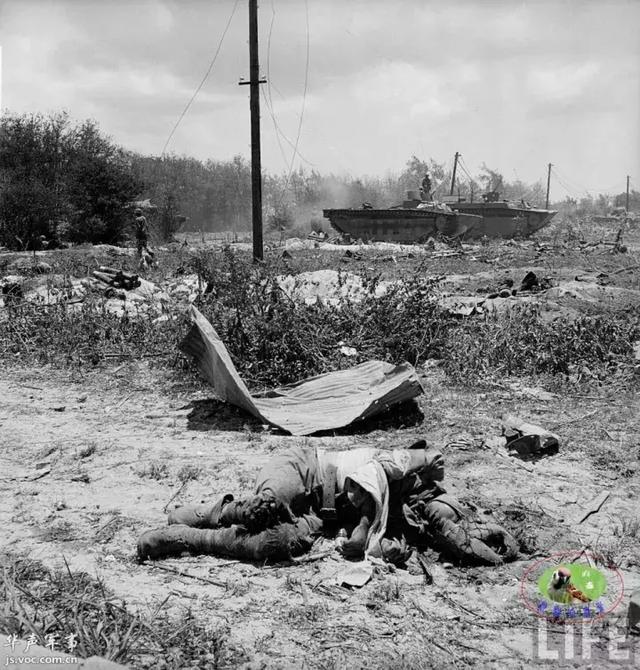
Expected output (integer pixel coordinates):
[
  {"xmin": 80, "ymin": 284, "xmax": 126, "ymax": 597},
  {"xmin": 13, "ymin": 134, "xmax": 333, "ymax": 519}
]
[{"xmin": 2, "ymin": 356, "xmax": 639, "ymax": 669}]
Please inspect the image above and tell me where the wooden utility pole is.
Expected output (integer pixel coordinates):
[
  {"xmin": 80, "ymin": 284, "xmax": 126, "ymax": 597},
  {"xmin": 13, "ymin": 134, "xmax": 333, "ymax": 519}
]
[
  {"xmin": 545, "ymin": 163, "xmax": 552, "ymax": 209},
  {"xmin": 239, "ymin": 0, "xmax": 266, "ymax": 261},
  {"xmin": 626, "ymin": 175, "xmax": 630, "ymax": 212},
  {"xmin": 450, "ymin": 152, "xmax": 459, "ymax": 196}
]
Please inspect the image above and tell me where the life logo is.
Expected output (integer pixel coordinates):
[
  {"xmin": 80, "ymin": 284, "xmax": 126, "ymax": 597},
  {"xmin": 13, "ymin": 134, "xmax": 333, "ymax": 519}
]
[{"xmin": 520, "ymin": 551, "xmax": 625, "ymax": 623}]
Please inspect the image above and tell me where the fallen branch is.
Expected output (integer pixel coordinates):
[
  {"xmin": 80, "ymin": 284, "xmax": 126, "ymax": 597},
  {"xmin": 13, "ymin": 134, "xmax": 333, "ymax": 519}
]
[
  {"xmin": 149, "ymin": 563, "xmax": 227, "ymax": 588},
  {"xmin": 578, "ymin": 491, "xmax": 610, "ymax": 524},
  {"xmin": 496, "ymin": 448, "xmax": 534, "ymax": 473},
  {"xmin": 292, "ymin": 549, "xmax": 334, "ymax": 564},
  {"xmin": 611, "ymin": 264, "xmax": 640, "ymax": 275},
  {"xmin": 162, "ymin": 478, "xmax": 191, "ymax": 513},
  {"xmin": 102, "ymin": 352, "xmax": 171, "ymax": 358},
  {"xmin": 552, "ymin": 409, "xmax": 598, "ymax": 428}
]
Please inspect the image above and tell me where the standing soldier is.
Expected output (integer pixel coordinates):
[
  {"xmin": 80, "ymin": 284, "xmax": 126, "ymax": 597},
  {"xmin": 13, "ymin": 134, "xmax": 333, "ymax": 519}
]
[
  {"xmin": 420, "ymin": 172, "xmax": 432, "ymax": 200},
  {"xmin": 134, "ymin": 208, "xmax": 149, "ymax": 258}
]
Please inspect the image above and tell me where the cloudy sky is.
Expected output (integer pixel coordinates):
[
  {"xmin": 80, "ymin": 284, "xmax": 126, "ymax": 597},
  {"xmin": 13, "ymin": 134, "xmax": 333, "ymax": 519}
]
[{"xmin": 1, "ymin": 0, "xmax": 639, "ymax": 198}]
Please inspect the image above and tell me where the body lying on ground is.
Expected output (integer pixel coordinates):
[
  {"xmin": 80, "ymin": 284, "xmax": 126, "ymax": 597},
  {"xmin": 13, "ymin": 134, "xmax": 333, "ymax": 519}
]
[{"xmin": 137, "ymin": 442, "xmax": 519, "ymax": 567}]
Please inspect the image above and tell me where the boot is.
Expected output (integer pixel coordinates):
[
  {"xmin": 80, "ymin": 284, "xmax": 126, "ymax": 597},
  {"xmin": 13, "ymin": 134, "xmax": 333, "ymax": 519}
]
[
  {"xmin": 168, "ymin": 494, "xmax": 234, "ymax": 528},
  {"xmin": 137, "ymin": 519, "xmax": 316, "ymax": 563},
  {"xmin": 502, "ymin": 416, "xmax": 560, "ymax": 461}
]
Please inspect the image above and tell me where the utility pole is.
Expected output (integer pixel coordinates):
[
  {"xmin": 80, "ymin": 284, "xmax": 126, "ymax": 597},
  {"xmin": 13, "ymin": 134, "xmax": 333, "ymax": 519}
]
[
  {"xmin": 545, "ymin": 163, "xmax": 552, "ymax": 209},
  {"xmin": 450, "ymin": 152, "xmax": 459, "ymax": 196},
  {"xmin": 626, "ymin": 175, "xmax": 630, "ymax": 212},
  {"xmin": 239, "ymin": 0, "xmax": 266, "ymax": 262}
]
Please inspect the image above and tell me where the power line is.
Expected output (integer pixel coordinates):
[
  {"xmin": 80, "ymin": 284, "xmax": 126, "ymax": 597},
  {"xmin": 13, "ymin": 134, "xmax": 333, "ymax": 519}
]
[
  {"xmin": 457, "ymin": 156, "xmax": 476, "ymax": 184},
  {"xmin": 160, "ymin": 0, "xmax": 240, "ymax": 156},
  {"xmin": 552, "ymin": 165, "xmax": 622, "ymax": 196},
  {"xmin": 262, "ymin": 88, "xmax": 291, "ymax": 170},
  {"xmin": 261, "ymin": 87, "xmax": 315, "ymax": 168},
  {"xmin": 264, "ymin": 0, "xmax": 288, "ymax": 168},
  {"xmin": 272, "ymin": 0, "xmax": 311, "ymax": 210},
  {"xmin": 263, "ymin": 0, "xmax": 314, "ymax": 170},
  {"xmin": 550, "ymin": 168, "xmax": 584, "ymax": 198},
  {"xmin": 283, "ymin": 0, "xmax": 309, "ymax": 183}
]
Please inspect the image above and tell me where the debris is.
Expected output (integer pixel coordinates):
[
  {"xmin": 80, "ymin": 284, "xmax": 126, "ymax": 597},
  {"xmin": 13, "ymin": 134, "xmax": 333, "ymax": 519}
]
[
  {"xmin": 611, "ymin": 228, "xmax": 627, "ymax": 254},
  {"xmin": 93, "ymin": 267, "xmax": 141, "ymax": 291},
  {"xmin": 628, "ymin": 588, "xmax": 640, "ymax": 635},
  {"xmin": 577, "ymin": 491, "xmax": 610, "ymax": 524},
  {"xmin": 277, "ymin": 269, "xmax": 390, "ymax": 305},
  {"xmin": 7, "ymin": 258, "xmax": 52, "ymax": 274},
  {"xmin": 27, "ymin": 468, "xmax": 51, "ymax": 481},
  {"xmin": 501, "ymin": 416, "xmax": 560, "ymax": 461},
  {"xmin": 336, "ymin": 560, "xmax": 374, "ymax": 587},
  {"xmin": 520, "ymin": 271, "xmax": 551, "ymax": 292},
  {"xmin": 1, "ymin": 278, "xmax": 23, "ymax": 304},
  {"xmin": 180, "ymin": 306, "xmax": 424, "ymax": 435},
  {"xmin": 414, "ymin": 553, "xmax": 434, "ymax": 585},
  {"xmin": 150, "ymin": 563, "xmax": 227, "ymax": 588}
]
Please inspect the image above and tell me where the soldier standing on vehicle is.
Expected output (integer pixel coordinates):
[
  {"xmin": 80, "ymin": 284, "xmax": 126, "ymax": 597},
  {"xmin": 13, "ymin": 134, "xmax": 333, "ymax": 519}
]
[{"xmin": 420, "ymin": 172, "xmax": 432, "ymax": 200}]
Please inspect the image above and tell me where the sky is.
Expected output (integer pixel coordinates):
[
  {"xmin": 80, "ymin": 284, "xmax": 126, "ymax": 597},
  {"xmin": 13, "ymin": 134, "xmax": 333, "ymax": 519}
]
[{"xmin": 0, "ymin": 0, "xmax": 639, "ymax": 199}]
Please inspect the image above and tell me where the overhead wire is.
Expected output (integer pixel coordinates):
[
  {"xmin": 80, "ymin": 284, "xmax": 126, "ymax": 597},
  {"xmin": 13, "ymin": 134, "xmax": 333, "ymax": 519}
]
[
  {"xmin": 265, "ymin": 0, "xmax": 289, "ymax": 169},
  {"xmin": 552, "ymin": 164, "xmax": 622, "ymax": 196},
  {"xmin": 263, "ymin": 0, "xmax": 315, "ymax": 209},
  {"xmin": 551, "ymin": 165, "xmax": 594, "ymax": 195},
  {"xmin": 261, "ymin": 88, "xmax": 315, "ymax": 168},
  {"xmin": 160, "ymin": 0, "xmax": 240, "ymax": 156},
  {"xmin": 269, "ymin": 0, "xmax": 311, "ymax": 211},
  {"xmin": 457, "ymin": 156, "xmax": 476, "ymax": 185},
  {"xmin": 550, "ymin": 167, "xmax": 586, "ymax": 199},
  {"xmin": 283, "ymin": 0, "xmax": 310, "ymax": 185}
]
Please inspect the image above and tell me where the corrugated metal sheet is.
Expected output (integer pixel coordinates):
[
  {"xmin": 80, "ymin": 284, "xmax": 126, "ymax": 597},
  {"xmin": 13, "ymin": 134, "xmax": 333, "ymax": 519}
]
[{"xmin": 180, "ymin": 307, "xmax": 424, "ymax": 436}]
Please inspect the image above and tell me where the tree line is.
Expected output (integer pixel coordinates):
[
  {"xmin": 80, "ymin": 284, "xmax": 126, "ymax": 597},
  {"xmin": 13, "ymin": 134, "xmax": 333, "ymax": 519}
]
[{"xmin": 0, "ymin": 112, "xmax": 636, "ymax": 250}]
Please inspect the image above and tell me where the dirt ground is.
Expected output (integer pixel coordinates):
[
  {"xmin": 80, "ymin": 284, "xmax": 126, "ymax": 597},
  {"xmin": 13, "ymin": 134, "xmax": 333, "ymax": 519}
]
[
  {"xmin": 1, "ymin": 225, "xmax": 640, "ymax": 669},
  {"xmin": 1, "ymin": 358, "xmax": 639, "ymax": 668}
]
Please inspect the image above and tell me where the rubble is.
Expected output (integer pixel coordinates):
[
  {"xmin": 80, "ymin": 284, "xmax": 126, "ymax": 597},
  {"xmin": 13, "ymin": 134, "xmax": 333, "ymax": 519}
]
[
  {"xmin": 276, "ymin": 270, "xmax": 391, "ymax": 306},
  {"xmin": 629, "ymin": 588, "xmax": 640, "ymax": 635},
  {"xmin": 92, "ymin": 267, "xmax": 141, "ymax": 291},
  {"xmin": 0, "ymin": 265, "xmax": 200, "ymax": 317},
  {"xmin": 501, "ymin": 416, "xmax": 560, "ymax": 461},
  {"xmin": 6, "ymin": 257, "xmax": 52, "ymax": 274}
]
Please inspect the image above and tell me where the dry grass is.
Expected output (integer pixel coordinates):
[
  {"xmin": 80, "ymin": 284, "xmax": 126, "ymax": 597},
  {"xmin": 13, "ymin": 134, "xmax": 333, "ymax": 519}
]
[{"xmin": 0, "ymin": 552, "xmax": 240, "ymax": 668}]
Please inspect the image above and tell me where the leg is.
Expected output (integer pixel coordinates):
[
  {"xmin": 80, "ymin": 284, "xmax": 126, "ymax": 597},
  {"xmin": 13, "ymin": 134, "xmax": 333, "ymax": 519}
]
[
  {"xmin": 254, "ymin": 447, "xmax": 321, "ymax": 516},
  {"xmin": 138, "ymin": 514, "xmax": 322, "ymax": 562},
  {"xmin": 168, "ymin": 494, "xmax": 234, "ymax": 528},
  {"xmin": 167, "ymin": 447, "xmax": 319, "ymax": 534},
  {"xmin": 217, "ymin": 447, "xmax": 321, "ymax": 531}
]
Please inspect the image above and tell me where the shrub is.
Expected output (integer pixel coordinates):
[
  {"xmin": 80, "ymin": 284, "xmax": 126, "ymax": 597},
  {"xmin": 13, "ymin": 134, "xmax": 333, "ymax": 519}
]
[
  {"xmin": 193, "ymin": 248, "xmax": 449, "ymax": 389},
  {"xmin": 441, "ymin": 305, "xmax": 640, "ymax": 384}
]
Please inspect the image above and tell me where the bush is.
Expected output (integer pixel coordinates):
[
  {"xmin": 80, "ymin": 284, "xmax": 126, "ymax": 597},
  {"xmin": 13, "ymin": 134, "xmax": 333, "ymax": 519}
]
[
  {"xmin": 0, "ymin": 298, "xmax": 187, "ymax": 366},
  {"xmin": 0, "ymin": 112, "xmax": 141, "ymax": 248},
  {"xmin": 442, "ymin": 305, "xmax": 640, "ymax": 385},
  {"xmin": 193, "ymin": 249, "xmax": 450, "ymax": 389},
  {"xmin": 2, "ymin": 248, "xmax": 638, "ymax": 393}
]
